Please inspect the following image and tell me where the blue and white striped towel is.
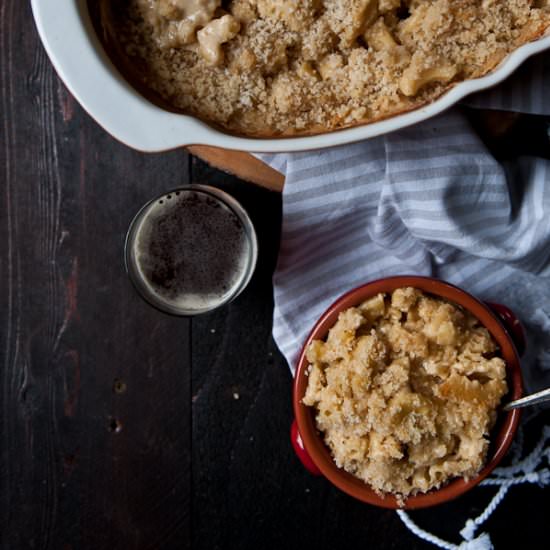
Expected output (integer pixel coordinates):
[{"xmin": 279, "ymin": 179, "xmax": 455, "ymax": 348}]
[
  {"xmin": 258, "ymin": 52, "xmax": 550, "ymax": 550},
  {"xmin": 259, "ymin": 53, "xmax": 550, "ymax": 388}
]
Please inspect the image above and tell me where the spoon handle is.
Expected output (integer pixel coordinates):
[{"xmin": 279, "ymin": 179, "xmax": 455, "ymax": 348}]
[{"xmin": 503, "ymin": 387, "xmax": 550, "ymax": 411}]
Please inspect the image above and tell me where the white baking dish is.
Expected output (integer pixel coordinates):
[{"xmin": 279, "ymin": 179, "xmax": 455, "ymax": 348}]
[{"xmin": 32, "ymin": 0, "xmax": 550, "ymax": 153}]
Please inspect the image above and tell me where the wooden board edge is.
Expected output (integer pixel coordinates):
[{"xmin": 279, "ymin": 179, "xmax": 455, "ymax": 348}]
[{"xmin": 187, "ymin": 145, "xmax": 285, "ymax": 192}]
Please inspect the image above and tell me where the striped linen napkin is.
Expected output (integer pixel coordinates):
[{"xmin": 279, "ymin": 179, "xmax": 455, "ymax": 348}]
[{"xmin": 257, "ymin": 52, "xmax": 550, "ymax": 550}]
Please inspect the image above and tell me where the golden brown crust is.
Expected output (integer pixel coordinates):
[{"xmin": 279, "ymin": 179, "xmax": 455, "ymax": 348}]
[
  {"xmin": 96, "ymin": 1, "xmax": 550, "ymax": 138},
  {"xmin": 303, "ymin": 289, "xmax": 508, "ymax": 501}
]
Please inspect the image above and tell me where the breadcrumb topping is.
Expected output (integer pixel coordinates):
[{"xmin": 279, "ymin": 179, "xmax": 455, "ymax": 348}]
[
  {"xmin": 303, "ymin": 288, "xmax": 508, "ymax": 503},
  {"xmin": 110, "ymin": 0, "xmax": 550, "ymax": 136}
]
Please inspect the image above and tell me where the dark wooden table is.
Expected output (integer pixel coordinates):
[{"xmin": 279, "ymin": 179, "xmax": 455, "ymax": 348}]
[{"xmin": 2, "ymin": 3, "xmax": 549, "ymax": 549}]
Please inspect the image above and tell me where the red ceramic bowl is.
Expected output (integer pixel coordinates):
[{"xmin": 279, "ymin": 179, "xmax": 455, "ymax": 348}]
[{"xmin": 292, "ymin": 276, "xmax": 524, "ymax": 509}]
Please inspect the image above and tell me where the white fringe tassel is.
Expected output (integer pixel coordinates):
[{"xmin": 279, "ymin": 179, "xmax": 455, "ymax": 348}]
[{"xmin": 397, "ymin": 424, "xmax": 550, "ymax": 549}]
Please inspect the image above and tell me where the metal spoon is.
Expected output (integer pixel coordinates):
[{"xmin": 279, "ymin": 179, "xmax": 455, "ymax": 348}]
[{"xmin": 503, "ymin": 387, "xmax": 550, "ymax": 411}]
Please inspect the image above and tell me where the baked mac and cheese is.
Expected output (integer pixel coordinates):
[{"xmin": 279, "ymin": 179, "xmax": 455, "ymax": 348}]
[
  {"xmin": 108, "ymin": 0, "xmax": 550, "ymax": 135},
  {"xmin": 303, "ymin": 288, "xmax": 508, "ymax": 502}
]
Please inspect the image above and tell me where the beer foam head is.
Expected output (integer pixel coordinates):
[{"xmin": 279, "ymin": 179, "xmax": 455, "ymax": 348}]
[{"xmin": 131, "ymin": 189, "xmax": 252, "ymax": 313}]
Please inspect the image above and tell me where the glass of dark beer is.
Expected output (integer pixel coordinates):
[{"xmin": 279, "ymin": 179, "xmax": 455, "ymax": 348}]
[{"xmin": 125, "ymin": 185, "xmax": 258, "ymax": 315}]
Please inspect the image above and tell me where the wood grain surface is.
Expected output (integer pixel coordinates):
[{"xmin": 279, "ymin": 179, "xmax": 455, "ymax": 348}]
[
  {"xmin": 2, "ymin": 3, "xmax": 549, "ymax": 550},
  {"xmin": 2, "ymin": 3, "xmax": 191, "ymax": 548}
]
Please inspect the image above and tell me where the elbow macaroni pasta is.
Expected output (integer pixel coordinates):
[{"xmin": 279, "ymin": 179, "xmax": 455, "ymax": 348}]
[
  {"xmin": 114, "ymin": 0, "xmax": 550, "ymax": 135},
  {"xmin": 303, "ymin": 288, "xmax": 507, "ymax": 502}
]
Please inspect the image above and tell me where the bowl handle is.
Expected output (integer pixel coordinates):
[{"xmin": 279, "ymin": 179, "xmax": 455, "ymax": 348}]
[
  {"xmin": 485, "ymin": 302, "xmax": 526, "ymax": 357},
  {"xmin": 291, "ymin": 419, "xmax": 322, "ymax": 476}
]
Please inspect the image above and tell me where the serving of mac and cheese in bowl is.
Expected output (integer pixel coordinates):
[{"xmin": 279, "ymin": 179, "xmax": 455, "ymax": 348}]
[
  {"xmin": 32, "ymin": 0, "xmax": 550, "ymax": 151},
  {"xmin": 292, "ymin": 276, "xmax": 524, "ymax": 509}
]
